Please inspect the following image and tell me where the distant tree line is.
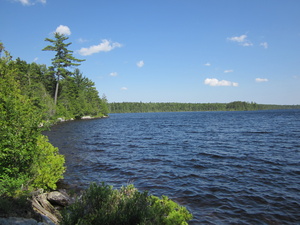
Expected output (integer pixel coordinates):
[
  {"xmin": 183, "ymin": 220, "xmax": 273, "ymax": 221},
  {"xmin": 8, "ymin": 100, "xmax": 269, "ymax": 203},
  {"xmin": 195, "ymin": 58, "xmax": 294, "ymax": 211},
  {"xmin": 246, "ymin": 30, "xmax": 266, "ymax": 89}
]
[{"xmin": 109, "ymin": 101, "xmax": 300, "ymax": 113}]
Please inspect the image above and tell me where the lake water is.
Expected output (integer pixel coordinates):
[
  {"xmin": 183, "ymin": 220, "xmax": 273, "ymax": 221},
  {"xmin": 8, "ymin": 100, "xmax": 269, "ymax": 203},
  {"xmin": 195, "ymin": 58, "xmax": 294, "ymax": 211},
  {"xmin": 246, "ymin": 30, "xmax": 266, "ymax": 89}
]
[{"xmin": 43, "ymin": 110, "xmax": 300, "ymax": 224}]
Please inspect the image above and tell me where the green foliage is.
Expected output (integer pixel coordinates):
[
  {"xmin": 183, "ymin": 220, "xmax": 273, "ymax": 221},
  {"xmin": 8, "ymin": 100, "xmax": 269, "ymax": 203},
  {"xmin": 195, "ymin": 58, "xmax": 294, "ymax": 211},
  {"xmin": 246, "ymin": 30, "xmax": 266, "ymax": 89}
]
[
  {"xmin": 0, "ymin": 194, "xmax": 32, "ymax": 217},
  {"xmin": 0, "ymin": 57, "xmax": 40, "ymax": 195},
  {"xmin": 0, "ymin": 47, "xmax": 65, "ymax": 196},
  {"xmin": 31, "ymin": 135, "xmax": 65, "ymax": 190},
  {"xmin": 148, "ymin": 195, "xmax": 192, "ymax": 225},
  {"xmin": 43, "ymin": 33, "xmax": 85, "ymax": 105},
  {"xmin": 0, "ymin": 174, "xmax": 29, "ymax": 197},
  {"xmin": 56, "ymin": 69, "xmax": 108, "ymax": 118},
  {"xmin": 62, "ymin": 183, "xmax": 192, "ymax": 225},
  {"xmin": 0, "ymin": 42, "xmax": 107, "ymax": 197}
]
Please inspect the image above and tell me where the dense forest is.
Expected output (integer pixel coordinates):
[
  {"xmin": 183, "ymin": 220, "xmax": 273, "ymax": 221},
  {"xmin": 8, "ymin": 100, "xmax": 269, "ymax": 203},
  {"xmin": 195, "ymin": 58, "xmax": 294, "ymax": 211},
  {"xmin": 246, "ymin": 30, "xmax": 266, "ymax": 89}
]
[
  {"xmin": 0, "ymin": 36, "xmax": 108, "ymax": 196},
  {"xmin": 109, "ymin": 101, "xmax": 300, "ymax": 113},
  {"xmin": 0, "ymin": 42, "xmax": 108, "ymax": 122}
]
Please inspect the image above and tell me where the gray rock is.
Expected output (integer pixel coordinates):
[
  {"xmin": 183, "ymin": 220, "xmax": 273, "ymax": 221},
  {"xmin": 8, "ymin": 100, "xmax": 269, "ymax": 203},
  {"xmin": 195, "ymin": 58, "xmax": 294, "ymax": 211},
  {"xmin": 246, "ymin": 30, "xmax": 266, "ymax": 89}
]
[
  {"xmin": 39, "ymin": 215, "xmax": 56, "ymax": 225},
  {"xmin": 81, "ymin": 116, "xmax": 92, "ymax": 119},
  {"xmin": 0, "ymin": 217, "xmax": 38, "ymax": 225},
  {"xmin": 47, "ymin": 191, "xmax": 70, "ymax": 207},
  {"xmin": 0, "ymin": 216, "xmax": 56, "ymax": 225}
]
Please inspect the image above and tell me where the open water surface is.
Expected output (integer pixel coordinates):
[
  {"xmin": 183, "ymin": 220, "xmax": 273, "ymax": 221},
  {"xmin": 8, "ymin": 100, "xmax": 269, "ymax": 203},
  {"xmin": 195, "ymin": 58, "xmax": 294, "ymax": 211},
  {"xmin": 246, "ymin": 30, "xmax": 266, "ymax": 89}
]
[{"xmin": 44, "ymin": 110, "xmax": 300, "ymax": 224}]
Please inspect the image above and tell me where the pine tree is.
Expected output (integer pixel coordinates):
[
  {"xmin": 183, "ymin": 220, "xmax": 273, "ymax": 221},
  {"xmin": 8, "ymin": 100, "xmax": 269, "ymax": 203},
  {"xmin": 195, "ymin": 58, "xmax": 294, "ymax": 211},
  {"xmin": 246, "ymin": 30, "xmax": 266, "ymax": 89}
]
[{"xmin": 42, "ymin": 33, "xmax": 85, "ymax": 105}]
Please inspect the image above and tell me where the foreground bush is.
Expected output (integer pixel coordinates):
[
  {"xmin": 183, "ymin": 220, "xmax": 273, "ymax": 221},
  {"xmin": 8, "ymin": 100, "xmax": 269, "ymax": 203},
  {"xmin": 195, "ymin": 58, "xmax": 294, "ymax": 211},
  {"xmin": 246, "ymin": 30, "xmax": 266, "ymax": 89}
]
[
  {"xmin": 0, "ymin": 49, "xmax": 65, "ymax": 196},
  {"xmin": 62, "ymin": 183, "xmax": 192, "ymax": 225},
  {"xmin": 31, "ymin": 135, "xmax": 65, "ymax": 190}
]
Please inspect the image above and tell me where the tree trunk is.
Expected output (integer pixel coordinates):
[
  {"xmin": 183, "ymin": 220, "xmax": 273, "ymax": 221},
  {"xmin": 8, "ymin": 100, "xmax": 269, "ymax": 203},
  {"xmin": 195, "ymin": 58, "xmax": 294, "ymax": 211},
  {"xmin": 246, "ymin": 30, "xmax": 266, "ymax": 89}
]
[{"xmin": 54, "ymin": 73, "xmax": 60, "ymax": 105}]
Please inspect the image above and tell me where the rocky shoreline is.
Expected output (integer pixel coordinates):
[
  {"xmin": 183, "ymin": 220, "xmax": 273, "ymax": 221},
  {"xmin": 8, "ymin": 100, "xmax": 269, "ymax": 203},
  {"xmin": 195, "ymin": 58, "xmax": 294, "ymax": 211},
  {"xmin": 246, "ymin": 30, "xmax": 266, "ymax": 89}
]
[
  {"xmin": 0, "ymin": 116, "xmax": 106, "ymax": 225},
  {"xmin": 0, "ymin": 174, "xmax": 85, "ymax": 225},
  {"xmin": 0, "ymin": 190, "xmax": 67, "ymax": 224},
  {"xmin": 0, "ymin": 180, "xmax": 83, "ymax": 225}
]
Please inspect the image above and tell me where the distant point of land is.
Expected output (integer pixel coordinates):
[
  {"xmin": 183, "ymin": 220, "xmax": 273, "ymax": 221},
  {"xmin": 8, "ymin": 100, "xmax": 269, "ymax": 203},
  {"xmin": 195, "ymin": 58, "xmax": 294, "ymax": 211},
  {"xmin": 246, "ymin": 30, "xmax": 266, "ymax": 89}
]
[{"xmin": 108, "ymin": 101, "xmax": 300, "ymax": 113}]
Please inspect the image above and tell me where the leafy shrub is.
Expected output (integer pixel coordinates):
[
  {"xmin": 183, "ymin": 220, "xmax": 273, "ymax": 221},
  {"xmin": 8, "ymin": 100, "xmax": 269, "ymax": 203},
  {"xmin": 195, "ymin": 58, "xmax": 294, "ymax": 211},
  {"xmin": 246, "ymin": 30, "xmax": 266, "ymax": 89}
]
[
  {"xmin": 148, "ymin": 195, "xmax": 192, "ymax": 225},
  {"xmin": 31, "ymin": 135, "xmax": 65, "ymax": 190},
  {"xmin": 62, "ymin": 183, "xmax": 192, "ymax": 225},
  {"xmin": 0, "ymin": 50, "xmax": 65, "ymax": 196}
]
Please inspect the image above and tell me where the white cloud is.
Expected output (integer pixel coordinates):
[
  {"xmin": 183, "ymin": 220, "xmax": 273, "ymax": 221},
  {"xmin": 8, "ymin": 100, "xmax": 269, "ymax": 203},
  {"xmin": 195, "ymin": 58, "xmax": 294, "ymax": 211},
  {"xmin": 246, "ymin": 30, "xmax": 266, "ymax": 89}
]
[
  {"xmin": 255, "ymin": 78, "xmax": 269, "ymax": 82},
  {"xmin": 78, "ymin": 39, "xmax": 122, "ymax": 56},
  {"xmin": 33, "ymin": 57, "xmax": 38, "ymax": 62},
  {"xmin": 109, "ymin": 72, "xmax": 118, "ymax": 77},
  {"xmin": 224, "ymin": 69, "xmax": 233, "ymax": 73},
  {"xmin": 204, "ymin": 62, "xmax": 211, "ymax": 66},
  {"xmin": 228, "ymin": 34, "xmax": 247, "ymax": 43},
  {"xmin": 137, "ymin": 60, "xmax": 144, "ymax": 68},
  {"xmin": 227, "ymin": 34, "xmax": 253, "ymax": 47},
  {"xmin": 204, "ymin": 78, "xmax": 239, "ymax": 87},
  {"xmin": 260, "ymin": 42, "xmax": 268, "ymax": 49},
  {"xmin": 121, "ymin": 87, "xmax": 128, "ymax": 91},
  {"xmin": 55, "ymin": 25, "xmax": 71, "ymax": 36},
  {"xmin": 15, "ymin": 0, "xmax": 46, "ymax": 5}
]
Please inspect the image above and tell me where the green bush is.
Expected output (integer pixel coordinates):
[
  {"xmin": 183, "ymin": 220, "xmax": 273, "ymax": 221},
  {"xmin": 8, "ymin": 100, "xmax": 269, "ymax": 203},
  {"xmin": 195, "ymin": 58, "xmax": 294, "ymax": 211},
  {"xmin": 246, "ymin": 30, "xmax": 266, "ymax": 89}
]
[
  {"xmin": 31, "ymin": 135, "xmax": 65, "ymax": 190},
  {"xmin": 62, "ymin": 183, "xmax": 192, "ymax": 225},
  {"xmin": 0, "ymin": 50, "xmax": 65, "ymax": 196}
]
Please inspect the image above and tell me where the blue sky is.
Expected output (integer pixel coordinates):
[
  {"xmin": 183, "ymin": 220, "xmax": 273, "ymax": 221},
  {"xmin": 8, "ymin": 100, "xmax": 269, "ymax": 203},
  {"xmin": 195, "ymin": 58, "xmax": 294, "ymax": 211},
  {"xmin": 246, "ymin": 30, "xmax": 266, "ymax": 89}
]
[{"xmin": 1, "ymin": 0, "xmax": 300, "ymax": 104}]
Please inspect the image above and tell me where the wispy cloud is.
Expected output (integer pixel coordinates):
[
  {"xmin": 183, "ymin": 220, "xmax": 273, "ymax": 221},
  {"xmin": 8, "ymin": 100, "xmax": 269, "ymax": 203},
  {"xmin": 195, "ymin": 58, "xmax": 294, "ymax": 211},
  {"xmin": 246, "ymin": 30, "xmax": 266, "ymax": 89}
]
[
  {"xmin": 204, "ymin": 62, "xmax": 211, "ymax": 66},
  {"xmin": 228, "ymin": 34, "xmax": 247, "ymax": 43},
  {"xmin": 15, "ymin": 0, "xmax": 46, "ymax": 5},
  {"xmin": 78, "ymin": 39, "xmax": 122, "ymax": 56},
  {"xmin": 33, "ymin": 57, "xmax": 38, "ymax": 62},
  {"xmin": 224, "ymin": 69, "xmax": 234, "ymax": 73},
  {"xmin": 55, "ymin": 25, "xmax": 71, "ymax": 36},
  {"xmin": 204, "ymin": 78, "xmax": 238, "ymax": 87},
  {"xmin": 255, "ymin": 78, "xmax": 269, "ymax": 82},
  {"xmin": 121, "ymin": 87, "xmax": 128, "ymax": 91},
  {"xmin": 260, "ymin": 42, "xmax": 268, "ymax": 49},
  {"xmin": 137, "ymin": 60, "xmax": 144, "ymax": 68},
  {"xmin": 241, "ymin": 42, "xmax": 253, "ymax": 47},
  {"xmin": 227, "ymin": 34, "xmax": 253, "ymax": 47},
  {"xmin": 109, "ymin": 72, "xmax": 118, "ymax": 77},
  {"xmin": 78, "ymin": 38, "xmax": 88, "ymax": 43}
]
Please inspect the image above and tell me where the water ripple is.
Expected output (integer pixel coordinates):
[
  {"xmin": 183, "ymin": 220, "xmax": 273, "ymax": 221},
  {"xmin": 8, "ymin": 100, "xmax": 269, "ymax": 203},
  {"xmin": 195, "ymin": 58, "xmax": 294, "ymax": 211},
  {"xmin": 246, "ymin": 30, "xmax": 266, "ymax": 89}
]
[{"xmin": 44, "ymin": 110, "xmax": 300, "ymax": 224}]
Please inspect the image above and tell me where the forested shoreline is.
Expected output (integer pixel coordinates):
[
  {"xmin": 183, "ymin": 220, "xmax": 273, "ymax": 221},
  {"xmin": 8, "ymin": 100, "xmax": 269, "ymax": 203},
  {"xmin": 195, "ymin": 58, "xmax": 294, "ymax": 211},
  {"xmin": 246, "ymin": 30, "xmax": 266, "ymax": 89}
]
[
  {"xmin": 0, "ymin": 37, "xmax": 193, "ymax": 224},
  {"xmin": 109, "ymin": 101, "xmax": 300, "ymax": 113},
  {"xmin": 0, "ymin": 35, "xmax": 110, "ymax": 195}
]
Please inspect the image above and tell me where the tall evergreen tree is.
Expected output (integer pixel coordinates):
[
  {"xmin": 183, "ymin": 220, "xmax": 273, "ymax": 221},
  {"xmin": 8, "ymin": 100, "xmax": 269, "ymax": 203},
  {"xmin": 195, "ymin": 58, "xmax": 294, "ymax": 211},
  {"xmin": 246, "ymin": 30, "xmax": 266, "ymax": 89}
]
[{"xmin": 42, "ymin": 33, "xmax": 85, "ymax": 105}]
